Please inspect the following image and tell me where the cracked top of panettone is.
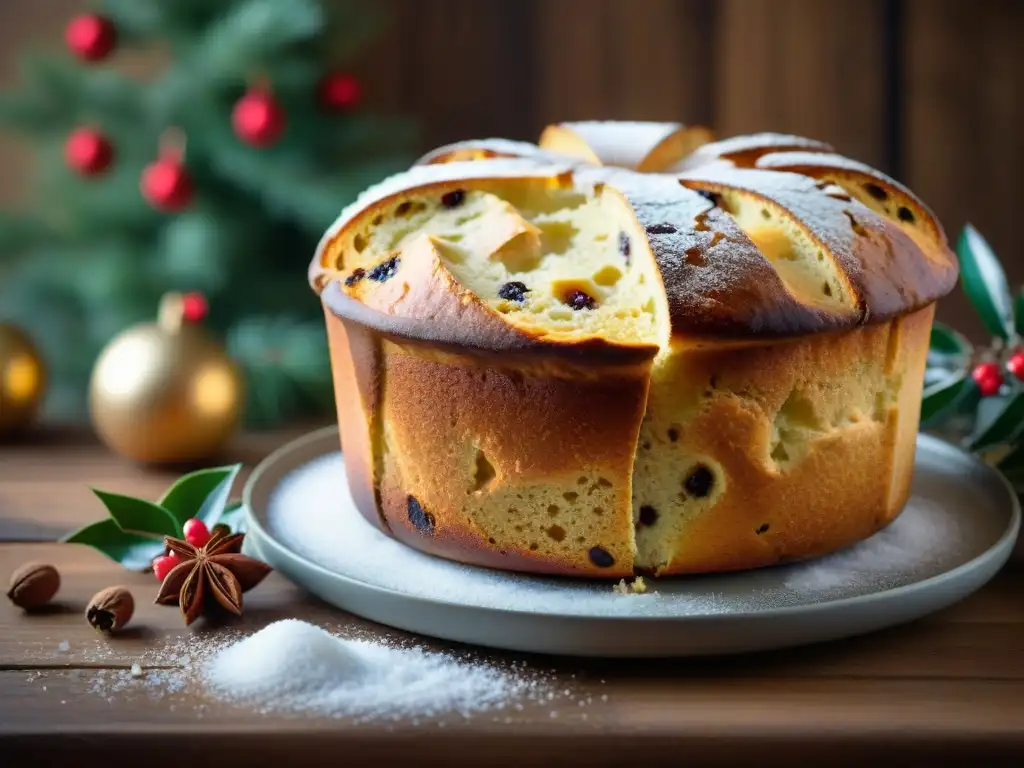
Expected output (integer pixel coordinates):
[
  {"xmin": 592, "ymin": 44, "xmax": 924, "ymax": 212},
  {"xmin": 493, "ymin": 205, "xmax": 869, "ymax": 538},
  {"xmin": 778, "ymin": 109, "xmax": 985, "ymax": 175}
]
[{"xmin": 309, "ymin": 120, "xmax": 958, "ymax": 359}]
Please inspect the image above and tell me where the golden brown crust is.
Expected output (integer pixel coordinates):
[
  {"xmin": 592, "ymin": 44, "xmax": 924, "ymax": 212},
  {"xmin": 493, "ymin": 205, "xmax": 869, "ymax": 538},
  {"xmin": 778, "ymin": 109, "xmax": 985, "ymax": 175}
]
[
  {"xmin": 679, "ymin": 168, "xmax": 959, "ymax": 326},
  {"xmin": 538, "ymin": 121, "xmax": 716, "ymax": 172},
  {"xmin": 647, "ymin": 306, "xmax": 933, "ymax": 575}
]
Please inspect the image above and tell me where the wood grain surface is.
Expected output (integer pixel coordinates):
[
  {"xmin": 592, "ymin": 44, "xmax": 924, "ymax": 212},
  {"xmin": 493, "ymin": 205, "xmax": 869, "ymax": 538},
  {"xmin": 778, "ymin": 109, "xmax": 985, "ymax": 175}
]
[{"xmin": 1, "ymin": 430, "xmax": 1023, "ymax": 765}]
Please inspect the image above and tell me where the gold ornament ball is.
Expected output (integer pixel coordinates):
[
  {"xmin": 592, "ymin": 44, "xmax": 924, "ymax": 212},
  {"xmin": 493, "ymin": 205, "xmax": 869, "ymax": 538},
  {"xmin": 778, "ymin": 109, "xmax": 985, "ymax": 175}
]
[
  {"xmin": 89, "ymin": 293, "xmax": 244, "ymax": 464},
  {"xmin": 0, "ymin": 322, "xmax": 48, "ymax": 437}
]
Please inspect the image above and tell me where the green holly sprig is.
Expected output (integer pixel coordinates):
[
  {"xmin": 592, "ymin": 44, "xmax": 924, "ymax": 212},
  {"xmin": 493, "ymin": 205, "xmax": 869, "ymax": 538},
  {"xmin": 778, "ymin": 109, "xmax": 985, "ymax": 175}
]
[
  {"xmin": 63, "ymin": 464, "xmax": 246, "ymax": 570},
  {"xmin": 923, "ymin": 224, "xmax": 1024, "ymax": 489}
]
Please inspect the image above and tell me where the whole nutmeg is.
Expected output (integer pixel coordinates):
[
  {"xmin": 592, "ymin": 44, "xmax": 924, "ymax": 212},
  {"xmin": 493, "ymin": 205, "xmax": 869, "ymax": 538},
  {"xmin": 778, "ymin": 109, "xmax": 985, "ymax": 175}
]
[
  {"xmin": 7, "ymin": 562, "xmax": 60, "ymax": 609},
  {"xmin": 86, "ymin": 586, "xmax": 134, "ymax": 633}
]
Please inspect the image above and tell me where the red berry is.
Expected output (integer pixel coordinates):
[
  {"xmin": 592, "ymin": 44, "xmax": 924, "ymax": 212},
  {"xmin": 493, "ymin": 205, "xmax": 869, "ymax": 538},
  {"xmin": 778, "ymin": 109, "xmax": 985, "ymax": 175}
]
[
  {"xmin": 141, "ymin": 158, "xmax": 193, "ymax": 211},
  {"xmin": 183, "ymin": 518, "xmax": 211, "ymax": 548},
  {"xmin": 65, "ymin": 128, "xmax": 114, "ymax": 176},
  {"xmin": 1008, "ymin": 352, "xmax": 1024, "ymax": 380},
  {"xmin": 152, "ymin": 554, "xmax": 180, "ymax": 582},
  {"xmin": 972, "ymin": 363, "xmax": 1003, "ymax": 397},
  {"xmin": 233, "ymin": 89, "xmax": 287, "ymax": 147},
  {"xmin": 317, "ymin": 73, "xmax": 360, "ymax": 111},
  {"xmin": 181, "ymin": 292, "xmax": 208, "ymax": 323},
  {"xmin": 65, "ymin": 14, "xmax": 117, "ymax": 62}
]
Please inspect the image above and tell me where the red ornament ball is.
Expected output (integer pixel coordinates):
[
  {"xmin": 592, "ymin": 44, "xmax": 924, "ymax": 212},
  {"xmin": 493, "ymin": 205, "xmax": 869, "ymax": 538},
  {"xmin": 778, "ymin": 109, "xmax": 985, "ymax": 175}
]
[
  {"xmin": 183, "ymin": 518, "xmax": 211, "ymax": 549},
  {"xmin": 141, "ymin": 158, "xmax": 193, "ymax": 211},
  {"xmin": 152, "ymin": 553, "xmax": 180, "ymax": 582},
  {"xmin": 318, "ymin": 72, "xmax": 361, "ymax": 111},
  {"xmin": 1008, "ymin": 351, "xmax": 1024, "ymax": 381},
  {"xmin": 233, "ymin": 90, "xmax": 287, "ymax": 147},
  {"xmin": 65, "ymin": 14, "xmax": 117, "ymax": 62},
  {"xmin": 972, "ymin": 362, "xmax": 1004, "ymax": 397},
  {"xmin": 64, "ymin": 128, "xmax": 114, "ymax": 176},
  {"xmin": 181, "ymin": 292, "xmax": 208, "ymax": 324}
]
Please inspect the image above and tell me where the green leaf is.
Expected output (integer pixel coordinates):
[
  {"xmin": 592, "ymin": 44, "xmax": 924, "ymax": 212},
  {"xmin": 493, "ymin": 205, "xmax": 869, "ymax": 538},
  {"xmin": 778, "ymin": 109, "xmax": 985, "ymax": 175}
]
[
  {"xmin": 920, "ymin": 372, "xmax": 973, "ymax": 428},
  {"xmin": 92, "ymin": 489, "xmax": 180, "ymax": 537},
  {"xmin": 968, "ymin": 391, "xmax": 1024, "ymax": 452},
  {"xmin": 957, "ymin": 224, "xmax": 1015, "ymax": 340},
  {"xmin": 158, "ymin": 465, "xmax": 242, "ymax": 530},
  {"xmin": 63, "ymin": 519, "xmax": 166, "ymax": 571},
  {"xmin": 929, "ymin": 322, "xmax": 971, "ymax": 358}
]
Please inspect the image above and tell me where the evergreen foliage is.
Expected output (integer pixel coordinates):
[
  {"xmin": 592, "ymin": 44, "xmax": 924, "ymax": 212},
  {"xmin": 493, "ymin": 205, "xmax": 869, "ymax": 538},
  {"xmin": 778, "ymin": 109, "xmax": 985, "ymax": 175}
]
[{"xmin": 0, "ymin": 0, "xmax": 417, "ymax": 425}]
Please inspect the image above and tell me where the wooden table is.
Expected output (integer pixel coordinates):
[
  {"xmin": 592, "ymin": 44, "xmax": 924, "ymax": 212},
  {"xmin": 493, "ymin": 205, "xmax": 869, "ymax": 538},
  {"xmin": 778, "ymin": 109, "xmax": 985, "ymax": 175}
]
[{"xmin": 1, "ymin": 427, "xmax": 1023, "ymax": 766}]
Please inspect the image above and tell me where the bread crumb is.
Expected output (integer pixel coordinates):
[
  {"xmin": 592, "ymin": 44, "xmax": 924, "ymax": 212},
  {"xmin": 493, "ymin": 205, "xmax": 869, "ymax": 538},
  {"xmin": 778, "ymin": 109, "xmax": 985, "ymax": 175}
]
[
  {"xmin": 612, "ymin": 576, "xmax": 647, "ymax": 595},
  {"xmin": 130, "ymin": 663, "xmax": 143, "ymax": 678}
]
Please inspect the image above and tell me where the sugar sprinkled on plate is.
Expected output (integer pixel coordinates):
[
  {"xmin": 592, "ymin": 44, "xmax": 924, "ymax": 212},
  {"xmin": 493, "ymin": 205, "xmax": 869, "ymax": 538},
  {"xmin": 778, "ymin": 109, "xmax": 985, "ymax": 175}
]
[{"xmin": 266, "ymin": 453, "xmax": 991, "ymax": 617}]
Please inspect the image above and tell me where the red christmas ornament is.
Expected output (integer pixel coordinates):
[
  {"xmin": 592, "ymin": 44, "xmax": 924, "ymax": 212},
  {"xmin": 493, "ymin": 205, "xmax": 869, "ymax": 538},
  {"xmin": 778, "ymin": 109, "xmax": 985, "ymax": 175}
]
[
  {"xmin": 318, "ymin": 72, "xmax": 361, "ymax": 111},
  {"xmin": 64, "ymin": 128, "xmax": 114, "ymax": 176},
  {"xmin": 181, "ymin": 292, "xmax": 208, "ymax": 324},
  {"xmin": 65, "ymin": 14, "xmax": 117, "ymax": 62},
  {"xmin": 1008, "ymin": 351, "xmax": 1024, "ymax": 381},
  {"xmin": 141, "ymin": 157, "xmax": 193, "ymax": 212},
  {"xmin": 972, "ymin": 362, "xmax": 1004, "ymax": 397},
  {"xmin": 232, "ymin": 89, "xmax": 286, "ymax": 147}
]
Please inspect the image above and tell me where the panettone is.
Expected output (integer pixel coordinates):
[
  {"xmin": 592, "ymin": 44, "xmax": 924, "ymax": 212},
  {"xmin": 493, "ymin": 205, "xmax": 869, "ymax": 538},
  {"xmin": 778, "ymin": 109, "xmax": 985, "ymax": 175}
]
[{"xmin": 308, "ymin": 120, "xmax": 958, "ymax": 578}]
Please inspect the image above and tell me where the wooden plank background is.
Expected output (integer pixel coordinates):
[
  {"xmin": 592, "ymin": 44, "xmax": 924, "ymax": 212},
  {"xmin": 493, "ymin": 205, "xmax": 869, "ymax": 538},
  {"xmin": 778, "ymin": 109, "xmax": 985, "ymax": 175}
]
[{"xmin": 2, "ymin": 0, "xmax": 1022, "ymax": 341}]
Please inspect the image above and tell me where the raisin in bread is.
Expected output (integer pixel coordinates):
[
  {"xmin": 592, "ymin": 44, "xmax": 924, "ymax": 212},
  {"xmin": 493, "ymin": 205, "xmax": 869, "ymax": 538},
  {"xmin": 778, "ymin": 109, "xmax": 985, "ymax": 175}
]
[{"xmin": 309, "ymin": 120, "xmax": 958, "ymax": 578}]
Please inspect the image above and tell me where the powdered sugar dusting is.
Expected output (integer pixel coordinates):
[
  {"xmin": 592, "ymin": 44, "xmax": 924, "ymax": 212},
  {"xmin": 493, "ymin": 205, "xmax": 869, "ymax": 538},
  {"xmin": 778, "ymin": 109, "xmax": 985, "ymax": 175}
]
[{"xmin": 265, "ymin": 450, "xmax": 997, "ymax": 619}]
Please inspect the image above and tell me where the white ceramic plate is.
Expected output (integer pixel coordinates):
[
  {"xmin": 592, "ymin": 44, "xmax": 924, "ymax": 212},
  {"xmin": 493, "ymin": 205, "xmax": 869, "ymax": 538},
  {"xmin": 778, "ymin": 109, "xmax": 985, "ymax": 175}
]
[{"xmin": 242, "ymin": 427, "xmax": 1019, "ymax": 657}]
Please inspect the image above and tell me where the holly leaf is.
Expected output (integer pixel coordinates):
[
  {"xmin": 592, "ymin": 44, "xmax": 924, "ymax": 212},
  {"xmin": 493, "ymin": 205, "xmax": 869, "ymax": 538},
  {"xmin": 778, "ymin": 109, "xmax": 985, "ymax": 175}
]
[
  {"xmin": 968, "ymin": 391, "xmax": 1024, "ymax": 452},
  {"xmin": 63, "ymin": 519, "xmax": 166, "ymax": 571},
  {"xmin": 920, "ymin": 371, "xmax": 973, "ymax": 428},
  {"xmin": 158, "ymin": 464, "xmax": 242, "ymax": 530},
  {"xmin": 957, "ymin": 224, "xmax": 1015, "ymax": 340},
  {"xmin": 928, "ymin": 322, "xmax": 972, "ymax": 359},
  {"xmin": 91, "ymin": 489, "xmax": 181, "ymax": 538}
]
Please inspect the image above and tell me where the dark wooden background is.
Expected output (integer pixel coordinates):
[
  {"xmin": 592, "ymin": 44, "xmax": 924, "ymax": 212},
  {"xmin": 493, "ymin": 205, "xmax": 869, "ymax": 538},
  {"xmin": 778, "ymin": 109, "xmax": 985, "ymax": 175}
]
[
  {"xmin": 1, "ymin": 0, "xmax": 1021, "ymax": 341},
  {"xmin": 351, "ymin": 0, "xmax": 1023, "ymax": 341}
]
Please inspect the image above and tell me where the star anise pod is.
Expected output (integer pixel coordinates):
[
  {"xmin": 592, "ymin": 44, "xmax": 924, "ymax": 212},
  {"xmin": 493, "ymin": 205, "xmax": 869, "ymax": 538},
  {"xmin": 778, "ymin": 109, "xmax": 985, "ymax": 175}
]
[{"xmin": 154, "ymin": 529, "xmax": 272, "ymax": 626}]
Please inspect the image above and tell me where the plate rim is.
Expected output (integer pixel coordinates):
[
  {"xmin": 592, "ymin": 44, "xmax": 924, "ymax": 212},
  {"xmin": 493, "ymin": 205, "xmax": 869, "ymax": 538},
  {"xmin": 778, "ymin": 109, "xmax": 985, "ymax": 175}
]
[{"xmin": 242, "ymin": 426, "xmax": 1021, "ymax": 624}]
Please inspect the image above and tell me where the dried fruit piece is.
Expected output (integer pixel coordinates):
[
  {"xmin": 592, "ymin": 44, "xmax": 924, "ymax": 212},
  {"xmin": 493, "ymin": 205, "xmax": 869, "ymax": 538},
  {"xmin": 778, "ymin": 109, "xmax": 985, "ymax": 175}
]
[
  {"xmin": 86, "ymin": 586, "xmax": 134, "ymax": 633},
  {"xmin": 618, "ymin": 231, "xmax": 631, "ymax": 262},
  {"xmin": 368, "ymin": 256, "xmax": 400, "ymax": 282},
  {"xmin": 864, "ymin": 183, "xmax": 888, "ymax": 201},
  {"xmin": 6, "ymin": 563, "xmax": 60, "ymax": 609},
  {"xmin": 588, "ymin": 546, "xmax": 615, "ymax": 568},
  {"xmin": 497, "ymin": 281, "xmax": 529, "ymax": 302},
  {"xmin": 344, "ymin": 268, "xmax": 366, "ymax": 286},
  {"xmin": 638, "ymin": 505, "xmax": 658, "ymax": 526},
  {"xmin": 684, "ymin": 465, "xmax": 714, "ymax": 498},
  {"xmin": 441, "ymin": 189, "xmax": 465, "ymax": 208},
  {"xmin": 645, "ymin": 223, "xmax": 677, "ymax": 235},
  {"xmin": 563, "ymin": 289, "xmax": 596, "ymax": 310},
  {"xmin": 407, "ymin": 495, "xmax": 436, "ymax": 534}
]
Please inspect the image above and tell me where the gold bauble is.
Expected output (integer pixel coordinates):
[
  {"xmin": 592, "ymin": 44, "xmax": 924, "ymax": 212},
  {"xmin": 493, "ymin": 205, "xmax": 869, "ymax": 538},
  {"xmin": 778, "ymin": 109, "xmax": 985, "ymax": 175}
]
[
  {"xmin": 89, "ymin": 292, "xmax": 244, "ymax": 464},
  {"xmin": 0, "ymin": 322, "xmax": 48, "ymax": 437}
]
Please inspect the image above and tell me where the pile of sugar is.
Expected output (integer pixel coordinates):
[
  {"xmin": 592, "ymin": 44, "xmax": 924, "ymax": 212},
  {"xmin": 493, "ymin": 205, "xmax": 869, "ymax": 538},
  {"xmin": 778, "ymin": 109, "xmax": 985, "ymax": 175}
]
[
  {"xmin": 64, "ymin": 621, "xmax": 573, "ymax": 724},
  {"xmin": 267, "ymin": 453, "xmax": 982, "ymax": 616},
  {"xmin": 204, "ymin": 619, "xmax": 532, "ymax": 719}
]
